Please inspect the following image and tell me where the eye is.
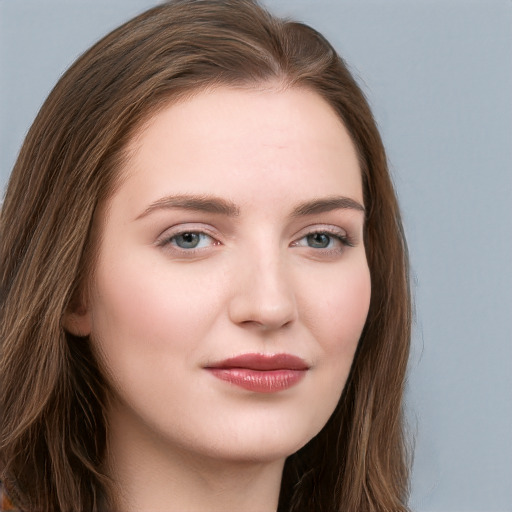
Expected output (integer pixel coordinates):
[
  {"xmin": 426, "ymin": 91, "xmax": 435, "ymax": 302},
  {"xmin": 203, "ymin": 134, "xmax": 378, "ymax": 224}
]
[
  {"xmin": 291, "ymin": 228, "xmax": 354, "ymax": 254},
  {"xmin": 171, "ymin": 232, "xmax": 211, "ymax": 249},
  {"xmin": 157, "ymin": 229, "xmax": 218, "ymax": 253},
  {"xmin": 305, "ymin": 233, "xmax": 332, "ymax": 249}
]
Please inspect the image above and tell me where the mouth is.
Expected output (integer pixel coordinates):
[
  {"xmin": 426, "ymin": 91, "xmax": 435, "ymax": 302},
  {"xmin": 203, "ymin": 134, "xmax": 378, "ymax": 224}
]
[{"xmin": 204, "ymin": 353, "xmax": 309, "ymax": 393}]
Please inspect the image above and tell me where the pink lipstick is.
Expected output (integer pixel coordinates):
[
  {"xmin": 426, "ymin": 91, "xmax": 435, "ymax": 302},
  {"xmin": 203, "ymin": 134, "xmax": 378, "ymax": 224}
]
[{"xmin": 205, "ymin": 353, "xmax": 309, "ymax": 393}]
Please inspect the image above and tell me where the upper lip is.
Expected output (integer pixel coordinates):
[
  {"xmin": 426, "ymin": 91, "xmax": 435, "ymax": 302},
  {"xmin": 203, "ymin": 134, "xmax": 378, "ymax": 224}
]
[{"xmin": 205, "ymin": 353, "xmax": 309, "ymax": 371}]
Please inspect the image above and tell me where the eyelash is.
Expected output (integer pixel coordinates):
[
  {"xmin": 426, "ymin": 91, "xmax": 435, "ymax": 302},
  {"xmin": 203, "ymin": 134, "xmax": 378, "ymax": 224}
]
[
  {"xmin": 291, "ymin": 229, "xmax": 354, "ymax": 253},
  {"xmin": 157, "ymin": 227, "xmax": 354, "ymax": 256},
  {"xmin": 157, "ymin": 229, "xmax": 219, "ymax": 254}
]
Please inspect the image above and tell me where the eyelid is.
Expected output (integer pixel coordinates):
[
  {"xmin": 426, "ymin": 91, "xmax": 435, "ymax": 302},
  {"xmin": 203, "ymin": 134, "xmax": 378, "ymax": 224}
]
[
  {"xmin": 292, "ymin": 224, "xmax": 350, "ymax": 241},
  {"xmin": 155, "ymin": 223, "xmax": 221, "ymax": 247},
  {"xmin": 290, "ymin": 224, "xmax": 357, "ymax": 255}
]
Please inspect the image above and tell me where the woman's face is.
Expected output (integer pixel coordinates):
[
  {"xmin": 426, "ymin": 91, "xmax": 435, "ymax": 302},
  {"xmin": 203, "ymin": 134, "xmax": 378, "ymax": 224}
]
[{"xmin": 74, "ymin": 86, "xmax": 371, "ymax": 463}]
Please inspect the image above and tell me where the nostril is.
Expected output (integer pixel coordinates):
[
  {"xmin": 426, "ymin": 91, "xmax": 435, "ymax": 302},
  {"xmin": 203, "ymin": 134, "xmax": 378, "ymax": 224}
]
[{"xmin": 239, "ymin": 317, "xmax": 294, "ymax": 330}]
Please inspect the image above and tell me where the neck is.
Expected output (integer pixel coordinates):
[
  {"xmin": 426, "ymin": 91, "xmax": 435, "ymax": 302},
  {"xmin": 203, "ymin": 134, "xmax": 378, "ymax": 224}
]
[{"xmin": 105, "ymin": 402, "xmax": 285, "ymax": 512}]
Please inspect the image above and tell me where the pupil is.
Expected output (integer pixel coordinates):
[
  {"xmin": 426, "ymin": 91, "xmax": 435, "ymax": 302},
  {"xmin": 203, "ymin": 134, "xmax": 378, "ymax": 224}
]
[
  {"xmin": 177, "ymin": 233, "xmax": 199, "ymax": 248},
  {"xmin": 308, "ymin": 233, "xmax": 330, "ymax": 248}
]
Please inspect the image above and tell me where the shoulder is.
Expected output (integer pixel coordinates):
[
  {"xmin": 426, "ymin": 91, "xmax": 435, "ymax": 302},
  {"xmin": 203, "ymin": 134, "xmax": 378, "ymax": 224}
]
[{"xmin": 0, "ymin": 482, "xmax": 21, "ymax": 512}]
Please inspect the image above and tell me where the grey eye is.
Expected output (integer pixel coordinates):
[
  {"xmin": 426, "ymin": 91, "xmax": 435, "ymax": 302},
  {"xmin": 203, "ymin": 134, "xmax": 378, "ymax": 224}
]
[
  {"xmin": 306, "ymin": 233, "xmax": 331, "ymax": 248},
  {"xmin": 173, "ymin": 232, "xmax": 201, "ymax": 249}
]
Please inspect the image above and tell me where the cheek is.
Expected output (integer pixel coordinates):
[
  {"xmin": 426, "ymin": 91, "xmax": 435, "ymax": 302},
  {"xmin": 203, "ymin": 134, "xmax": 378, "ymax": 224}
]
[
  {"xmin": 303, "ymin": 259, "xmax": 371, "ymax": 362},
  {"xmin": 87, "ymin": 254, "xmax": 222, "ymax": 372},
  {"xmin": 292, "ymin": 259, "xmax": 371, "ymax": 438}
]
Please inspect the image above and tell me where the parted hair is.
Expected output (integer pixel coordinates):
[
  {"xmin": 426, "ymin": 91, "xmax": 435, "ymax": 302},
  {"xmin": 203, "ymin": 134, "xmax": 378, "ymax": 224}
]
[{"xmin": 0, "ymin": 1, "xmax": 412, "ymax": 510}]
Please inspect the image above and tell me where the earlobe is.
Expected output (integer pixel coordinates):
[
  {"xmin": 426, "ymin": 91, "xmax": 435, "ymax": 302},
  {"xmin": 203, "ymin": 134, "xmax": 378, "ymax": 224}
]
[{"xmin": 62, "ymin": 304, "xmax": 92, "ymax": 337}]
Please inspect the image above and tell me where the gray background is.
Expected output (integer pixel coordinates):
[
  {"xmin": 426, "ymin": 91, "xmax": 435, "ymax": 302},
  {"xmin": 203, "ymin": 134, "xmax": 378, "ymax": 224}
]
[{"xmin": 1, "ymin": 1, "xmax": 511, "ymax": 511}]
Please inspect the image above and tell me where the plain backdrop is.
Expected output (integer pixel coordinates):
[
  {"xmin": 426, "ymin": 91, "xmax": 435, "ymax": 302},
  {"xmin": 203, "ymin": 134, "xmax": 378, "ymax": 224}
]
[{"xmin": 1, "ymin": 1, "xmax": 511, "ymax": 511}]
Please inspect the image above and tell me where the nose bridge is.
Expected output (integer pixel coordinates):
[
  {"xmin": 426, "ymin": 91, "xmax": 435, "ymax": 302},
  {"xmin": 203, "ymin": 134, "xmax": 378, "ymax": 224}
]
[{"xmin": 228, "ymin": 240, "xmax": 297, "ymax": 330}]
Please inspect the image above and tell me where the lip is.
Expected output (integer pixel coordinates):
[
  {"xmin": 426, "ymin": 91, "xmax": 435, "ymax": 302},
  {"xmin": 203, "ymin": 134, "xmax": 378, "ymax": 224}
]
[{"xmin": 205, "ymin": 353, "xmax": 309, "ymax": 393}]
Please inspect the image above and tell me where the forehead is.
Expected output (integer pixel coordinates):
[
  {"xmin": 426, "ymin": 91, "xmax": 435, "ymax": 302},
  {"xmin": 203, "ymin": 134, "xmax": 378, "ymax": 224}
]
[{"xmin": 115, "ymin": 86, "xmax": 363, "ymax": 216}]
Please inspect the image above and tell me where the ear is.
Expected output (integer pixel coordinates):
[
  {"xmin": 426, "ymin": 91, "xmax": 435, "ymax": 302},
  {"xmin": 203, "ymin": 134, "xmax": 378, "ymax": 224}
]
[{"xmin": 62, "ymin": 300, "xmax": 92, "ymax": 338}]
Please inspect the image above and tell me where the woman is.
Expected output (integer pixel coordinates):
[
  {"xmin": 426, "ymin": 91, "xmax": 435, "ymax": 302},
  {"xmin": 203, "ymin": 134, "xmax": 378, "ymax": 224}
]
[{"xmin": 0, "ymin": 1, "xmax": 411, "ymax": 510}]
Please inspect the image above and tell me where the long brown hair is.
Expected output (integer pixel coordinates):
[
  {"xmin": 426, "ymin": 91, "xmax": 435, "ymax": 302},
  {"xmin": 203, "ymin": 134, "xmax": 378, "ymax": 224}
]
[{"xmin": 0, "ymin": 1, "xmax": 411, "ymax": 510}]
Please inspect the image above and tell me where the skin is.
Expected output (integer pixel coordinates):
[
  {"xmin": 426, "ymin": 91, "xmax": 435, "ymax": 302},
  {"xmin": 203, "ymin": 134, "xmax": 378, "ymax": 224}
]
[{"xmin": 66, "ymin": 85, "xmax": 371, "ymax": 512}]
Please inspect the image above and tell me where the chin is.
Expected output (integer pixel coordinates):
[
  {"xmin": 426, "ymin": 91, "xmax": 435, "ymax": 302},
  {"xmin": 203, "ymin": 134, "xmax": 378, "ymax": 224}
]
[{"xmin": 180, "ymin": 412, "xmax": 326, "ymax": 465}]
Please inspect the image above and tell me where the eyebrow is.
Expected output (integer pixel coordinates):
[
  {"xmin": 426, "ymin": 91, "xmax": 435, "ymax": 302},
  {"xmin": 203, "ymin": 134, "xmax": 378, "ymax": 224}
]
[
  {"xmin": 136, "ymin": 193, "xmax": 365, "ymax": 220},
  {"xmin": 291, "ymin": 196, "xmax": 365, "ymax": 216},
  {"xmin": 136, "ymin": 194, "xmax": 240, "ymax": 219}
]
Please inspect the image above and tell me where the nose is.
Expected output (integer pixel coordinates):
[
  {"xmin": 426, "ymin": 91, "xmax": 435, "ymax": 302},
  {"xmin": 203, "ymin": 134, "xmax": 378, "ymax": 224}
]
[{"xmin": 228, "ymin": 251, "xmax": 297, "ymax": 331}]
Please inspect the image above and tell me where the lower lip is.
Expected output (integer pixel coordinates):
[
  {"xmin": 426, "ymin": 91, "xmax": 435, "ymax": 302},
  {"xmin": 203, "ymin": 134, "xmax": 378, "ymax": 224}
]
[{"xmin": 207, "ymin": 368, "xmax": 306, "ymax": 393}]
